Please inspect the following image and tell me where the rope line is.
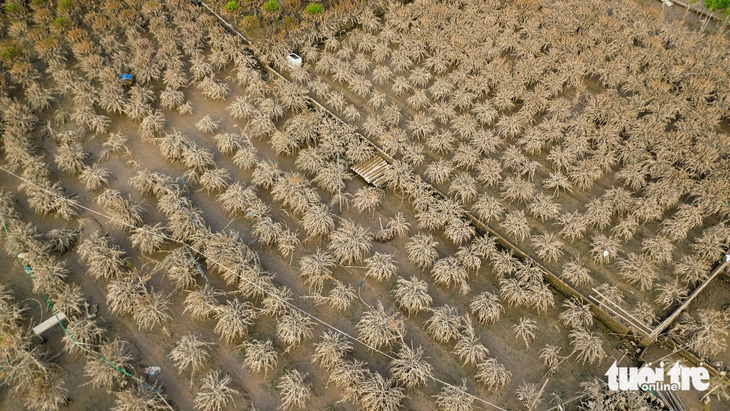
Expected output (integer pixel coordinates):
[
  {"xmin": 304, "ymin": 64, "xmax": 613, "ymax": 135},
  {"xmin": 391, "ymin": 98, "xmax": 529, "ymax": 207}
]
[
  {"xmin": 1, "ymin": 219, "xmax": 174, "ymax": 411},
  {"xmin": 0, "ymin": 165, "xmax": 507, "ymax": 411}
]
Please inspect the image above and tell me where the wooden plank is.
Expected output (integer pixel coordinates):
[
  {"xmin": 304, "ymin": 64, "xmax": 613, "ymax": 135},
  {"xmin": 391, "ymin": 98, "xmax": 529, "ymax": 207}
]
[
  {"xmin": 361, "ymin": 166, "xmax": 377, "ymax": 177},
  {"xmin": 363, "ymin": 169, "xmax": 383, "ymax": 180},
  {"xmin": 33, "ymin": 312, "xmax": 66, "ymax": 335},
  {"xmin": 372, "ymin": 176, "xmax": 390, "ymax": 187},
  {"xmin": 357, "ymin": 159, "xmax": 381, "ymax": 173}
]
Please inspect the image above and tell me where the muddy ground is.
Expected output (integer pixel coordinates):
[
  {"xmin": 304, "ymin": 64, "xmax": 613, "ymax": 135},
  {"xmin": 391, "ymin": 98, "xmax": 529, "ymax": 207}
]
[{"xmin": 1, "ymin": 0, "xmax": 729, "ymax": 410}]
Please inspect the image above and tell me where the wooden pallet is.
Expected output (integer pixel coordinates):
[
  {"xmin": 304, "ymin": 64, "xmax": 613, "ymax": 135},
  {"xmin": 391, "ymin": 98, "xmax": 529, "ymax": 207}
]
[{"xmin": 351, "ymin": 156, "xmax": 391, "ymax": 187}]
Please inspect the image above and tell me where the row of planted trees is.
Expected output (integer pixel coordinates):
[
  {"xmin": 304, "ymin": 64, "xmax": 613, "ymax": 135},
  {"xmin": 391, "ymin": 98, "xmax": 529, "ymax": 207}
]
[
  {"xmin": 191, "ymin": 2, "xmax": 651, "ymax": 407},
  {"xmin": 246, "ymin": 0, "xmax": 730, "ymax": 401},
  {"xmin": 0, "ymin": 0, "xmax": 275, "ymax": 409},
  {"xmin": 3, "ymin": 0, "xmax": 727, "ymax": 409},
  {"xmin": 265, "ymin": 0, "xmax": 730, "ymax": 336},
  {"xmin": 230, "ymin": 95, "xmax": 621, "ymax": 409},
  {"xmin": 0, "ymin": 190, "xmax": 184, "ymax": 411}
]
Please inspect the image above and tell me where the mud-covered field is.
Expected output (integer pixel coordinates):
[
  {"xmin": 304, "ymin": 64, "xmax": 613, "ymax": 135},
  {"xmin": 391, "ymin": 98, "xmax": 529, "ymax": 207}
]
[{"xmin": 1, "ymin": 0, "xmax": 729, "ymax": 410}]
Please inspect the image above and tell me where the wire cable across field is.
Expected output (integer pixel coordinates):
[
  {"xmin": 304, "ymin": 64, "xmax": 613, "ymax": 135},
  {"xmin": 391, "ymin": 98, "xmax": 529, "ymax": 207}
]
[{"xmin": 0, "ymin": 165, "xmax": 508, "ymax": 411}]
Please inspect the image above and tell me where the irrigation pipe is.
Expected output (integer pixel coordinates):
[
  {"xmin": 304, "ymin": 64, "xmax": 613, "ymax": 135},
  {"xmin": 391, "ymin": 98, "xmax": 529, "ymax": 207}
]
[
  {"xmin": 337, "ymin": 263, "xmax": 372, "ymax": 309},
  {"xmin": 19, "ymin": 297, "xmax": 45, "ymax": 326},
  {"xmin": 1, "ymin": 218, "xmax": 174, "ymax": 411}
]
